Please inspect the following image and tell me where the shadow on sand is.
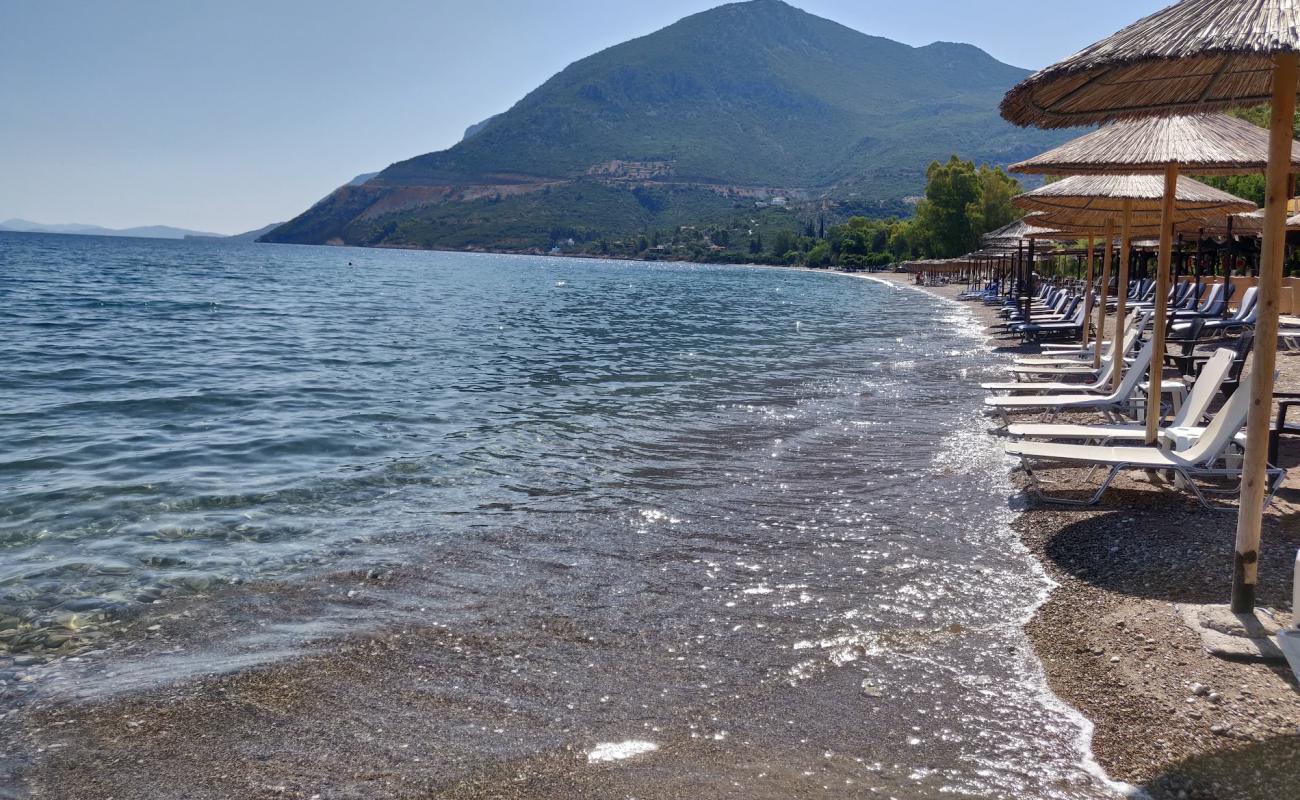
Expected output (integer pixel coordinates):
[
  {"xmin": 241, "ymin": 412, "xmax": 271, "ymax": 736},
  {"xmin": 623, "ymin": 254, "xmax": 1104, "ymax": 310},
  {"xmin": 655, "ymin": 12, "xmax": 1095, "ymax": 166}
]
[
  {"xmin": 1140, "ymin": 735, "xmax": 1300, "ymax": 799},
  {"xmin": 1024, "ymin": 495, "xmax": 1300, "ymax": 606}
]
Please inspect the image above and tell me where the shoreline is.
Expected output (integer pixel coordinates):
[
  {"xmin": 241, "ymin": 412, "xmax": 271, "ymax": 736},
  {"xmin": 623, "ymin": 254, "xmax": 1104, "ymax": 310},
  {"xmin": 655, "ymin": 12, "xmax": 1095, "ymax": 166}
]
[
  {"xmin": 7, "ymin": 261, "xmax": 1297, "ymax": 799},
  {"xmin": 883, "ymin": 272, "xmax": 1300, "ymax": 799}
]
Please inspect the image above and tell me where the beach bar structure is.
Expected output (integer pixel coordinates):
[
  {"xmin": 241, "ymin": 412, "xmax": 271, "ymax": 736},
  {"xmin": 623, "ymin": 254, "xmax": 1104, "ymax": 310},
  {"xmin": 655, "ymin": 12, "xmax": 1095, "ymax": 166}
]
[{"xmin": 1001, "ymin": 0, "xmax": 1300, "ymax": 612}]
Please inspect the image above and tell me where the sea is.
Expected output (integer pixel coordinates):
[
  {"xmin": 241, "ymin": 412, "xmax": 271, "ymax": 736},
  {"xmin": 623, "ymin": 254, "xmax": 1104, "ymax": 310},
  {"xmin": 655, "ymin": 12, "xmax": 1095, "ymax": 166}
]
[{"xmin": 0, "ymin": 232, "xmax": 1125, "ymax": 798}]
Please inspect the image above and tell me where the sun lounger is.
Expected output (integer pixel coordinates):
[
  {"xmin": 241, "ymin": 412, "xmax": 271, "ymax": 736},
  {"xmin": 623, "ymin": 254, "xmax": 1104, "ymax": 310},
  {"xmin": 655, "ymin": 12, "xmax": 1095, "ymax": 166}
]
[
  {"xmin": 1005, "ymin": 348, "xmax": 1235, "ymax": 443},
  {"xmin": 1008, "ymin": 329, "xmax": 1142, "ymax": 378},
  {"xmin": 984, "ymin": 337, "xmax": 1156, "ymax": 423},
  {"xmin": 1005, "ymin": 372, "xmax": 1284, "ymax": 509}
]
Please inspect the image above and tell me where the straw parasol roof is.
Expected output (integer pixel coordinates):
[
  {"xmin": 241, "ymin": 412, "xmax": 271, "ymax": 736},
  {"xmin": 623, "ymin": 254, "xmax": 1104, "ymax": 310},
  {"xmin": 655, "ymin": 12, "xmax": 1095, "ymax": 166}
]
[
  {"xmin": 1032, "ymin": 214, "xmax": 1164, "ymax": 239},
  {"xmin": 1013, "ymin": 174, "xmax": 1257, "ymax": 223},
  {"xmin": 1009, "ymin": 114, "xmax": 1300, "ymax": 175},
  {"xmin": 1178, "ymin": 208, "xmax": 1300, "ymax": 235},
  {"xmin": 981, "ymin": 217, "xmax": 1065, "ymax": 244},
  {"xmin": 1001, "ymin": 0, "xmax": 1300, "ymax": 128}
]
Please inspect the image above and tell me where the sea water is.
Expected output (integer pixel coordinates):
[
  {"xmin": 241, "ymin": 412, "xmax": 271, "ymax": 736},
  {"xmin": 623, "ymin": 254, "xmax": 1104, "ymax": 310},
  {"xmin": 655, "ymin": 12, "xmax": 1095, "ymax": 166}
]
[{"xmin": 0, "ymin": 233, "xmax": 1122, "ymax": 797}]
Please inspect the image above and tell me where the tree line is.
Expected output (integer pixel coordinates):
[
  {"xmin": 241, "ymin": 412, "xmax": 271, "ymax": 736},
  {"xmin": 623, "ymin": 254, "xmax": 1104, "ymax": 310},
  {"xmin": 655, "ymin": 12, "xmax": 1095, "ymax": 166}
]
[
  {"xmin": 545, "ymin": 155, "xmax": 1028, "ymax": 267},
  {"xmin": 754, "ymin": 156, "xmax": 1025, "ymax": 269}
]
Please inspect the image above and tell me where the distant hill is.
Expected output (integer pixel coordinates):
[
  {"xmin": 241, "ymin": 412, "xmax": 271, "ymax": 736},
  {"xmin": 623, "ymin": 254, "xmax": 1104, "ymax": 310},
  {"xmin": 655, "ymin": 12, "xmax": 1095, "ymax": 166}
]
[
  {"xmin": 184, "ymin": 222, "xmax": 287, "ymax": 242},
  {"xmin": 0, "ymin": 219, "xmax": 224, "ymax": 239},
  {"xmin": 264, "ymin": 0, "xmax": 1068, "ymax": 251},
  {"xmin": 228, "ymin": 222, "xmax": 285, "ymax": 241}
]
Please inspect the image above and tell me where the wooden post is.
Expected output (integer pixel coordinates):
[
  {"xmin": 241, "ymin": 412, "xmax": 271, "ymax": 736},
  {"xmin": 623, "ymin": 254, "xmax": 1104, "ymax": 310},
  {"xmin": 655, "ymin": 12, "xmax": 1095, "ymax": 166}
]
[
  {"xmin": 1146, "ymin": 164, "xmax": 1180, "ymax": 444},
  {"xmin": 1227, "ymin": 215, "xmax": 1235, "ymax": 276},
  {"xmin": 1018, "ymin": 240, "xmax": 1027, "ymax": 319},
  {"xmin": 1231, "ymin": 52, "xmax": 1299, "ymax": 613},
  {"xmin": 1094, "ymin": 221, "xmax": 1115, "ymax": 371},
  {"xmin": 1082, "ymin": 235, "xmax": 1096, "ymax": 348},
  {"xmin": 1024, "ymin": 238, "xmax": 1035, "ymax": 325},
  {"xmin": 1112, "ymin": 202, "xmax": 1133, "ymax": 389},
  {"xmin": 1195, "ymin": 227, "xmax": 1205, "ymax": 301}
]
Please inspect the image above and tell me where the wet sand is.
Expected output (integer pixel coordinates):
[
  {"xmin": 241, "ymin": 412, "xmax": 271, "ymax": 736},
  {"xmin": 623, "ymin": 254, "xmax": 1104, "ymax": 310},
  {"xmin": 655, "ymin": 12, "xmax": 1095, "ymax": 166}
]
[{"xmin": 886, "ymin": 272, "xmax": 1300, "ymax": 799}]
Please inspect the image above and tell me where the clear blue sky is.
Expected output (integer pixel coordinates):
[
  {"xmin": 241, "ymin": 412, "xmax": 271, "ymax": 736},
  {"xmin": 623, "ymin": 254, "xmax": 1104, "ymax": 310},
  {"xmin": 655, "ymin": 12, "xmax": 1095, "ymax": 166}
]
[{"xmin": 0, "ymin": 0, "xmax": 1166, "ymax": 234}]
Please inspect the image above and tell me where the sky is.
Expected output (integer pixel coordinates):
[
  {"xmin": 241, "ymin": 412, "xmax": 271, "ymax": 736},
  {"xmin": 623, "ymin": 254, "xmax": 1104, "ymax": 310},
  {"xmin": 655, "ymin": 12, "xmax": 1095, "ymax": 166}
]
[{"xmin": 0, "ymin": 0, "xmax": 1169, "ymax": 235}]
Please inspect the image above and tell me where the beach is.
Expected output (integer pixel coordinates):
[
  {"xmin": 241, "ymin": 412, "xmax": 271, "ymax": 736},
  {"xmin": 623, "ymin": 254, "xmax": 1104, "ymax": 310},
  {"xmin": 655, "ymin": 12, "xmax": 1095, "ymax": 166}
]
[
  {"xmin": 3, "ymin": 239, "xmax": 1130, "ymax": 799},
  {"xmin": 4, "ymin": 236, "xmax": 1295, "ymax": 798},
  {"xmin": 882, "ymin": 271, "xmax": 1300, "ymax": 798}
]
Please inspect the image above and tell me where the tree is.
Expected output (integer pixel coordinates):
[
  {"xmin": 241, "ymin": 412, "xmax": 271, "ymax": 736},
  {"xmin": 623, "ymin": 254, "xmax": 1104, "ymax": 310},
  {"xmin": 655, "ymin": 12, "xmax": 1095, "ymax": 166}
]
[
  {"xmin": 806, "ymin": 241, "xmax": 832, "ymax": 267},
  {"xmin": 913, "ymin": 156, "xmax": 982, "ymax": 258},
  {"xmin": 770, "ymin": 229, "xmax": 798, "ymax": 259},
  {"xmin": 967, "ymin": 165, "xmax": 1023, "ymax": 236},
  {"xmin": 886, "ymin": 220, "xmax": 915, "ymax": 260},
  {"xmin": 1202, "ymin": 173, "xmax": 1266, "ymax": 205}
]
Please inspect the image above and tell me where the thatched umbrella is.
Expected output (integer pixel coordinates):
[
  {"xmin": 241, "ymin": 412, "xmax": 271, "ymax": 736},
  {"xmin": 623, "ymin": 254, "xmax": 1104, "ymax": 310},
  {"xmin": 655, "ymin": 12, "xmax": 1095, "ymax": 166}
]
[
  {"xmin": 1010, "ymin": 116, "xmax": 1294, "ymax": 449},
  {"xmin": 982, "ymin": 218, "xmax": 1068, "ymax": 322},
  {"xmin": 1016, "ymin": 174, "xmax": 1257, "ymax": 223},
  {"xmin": 1000, "ymin": 0, "xmax": 1300, "ymax": 612},
  {"xmin": 1018, "ymin": 174, "xmax": 1255, "ymax": 381}
]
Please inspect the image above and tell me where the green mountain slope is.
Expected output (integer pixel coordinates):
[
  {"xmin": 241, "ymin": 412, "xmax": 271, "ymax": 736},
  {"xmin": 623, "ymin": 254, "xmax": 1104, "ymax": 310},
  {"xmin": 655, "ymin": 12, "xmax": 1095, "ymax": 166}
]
[{"xmin": 265, "ymin": 0, "xmax": 1067, "ymax": 250}]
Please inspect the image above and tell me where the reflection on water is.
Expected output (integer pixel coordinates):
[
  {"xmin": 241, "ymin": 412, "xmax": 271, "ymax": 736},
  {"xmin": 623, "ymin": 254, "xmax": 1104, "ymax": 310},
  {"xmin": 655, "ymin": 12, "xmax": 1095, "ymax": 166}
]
[{"xmin": 1, "ymin": 234, "xmax": 1121, "ymax": 797}]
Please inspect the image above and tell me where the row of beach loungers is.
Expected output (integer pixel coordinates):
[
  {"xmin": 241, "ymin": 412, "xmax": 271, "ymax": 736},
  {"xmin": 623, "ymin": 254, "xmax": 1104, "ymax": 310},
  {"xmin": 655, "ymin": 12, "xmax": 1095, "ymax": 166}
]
[{"xmin": 960, "ymin": 279, "xmax": 1288, "ymax": 510}]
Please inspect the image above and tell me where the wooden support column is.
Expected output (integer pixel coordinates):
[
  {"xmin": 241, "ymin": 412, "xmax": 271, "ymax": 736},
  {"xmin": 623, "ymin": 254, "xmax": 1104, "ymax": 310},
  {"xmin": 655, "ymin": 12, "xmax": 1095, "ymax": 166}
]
[
  {"xmin": 1227, "ymin": 215, "xmax": 1235, "ymax": 276},
  {"xmin": 1146, "ymin": 164, "xmax": 1180, "ymax": 444},
  {"xmin": 1082, "ymin": 236, "xmax": 1096, "ymax": 347},
  {"xmin": 1094, "ymin": 222, "xmax": 1114, "ymax": 371},
  {"xmin": 1232, "ymin": 52, "xmax": 1299, "ymax": 613},
  {"xmin": 1112, "ymin": 202, "xmax": 1134, "ymax": 389}
]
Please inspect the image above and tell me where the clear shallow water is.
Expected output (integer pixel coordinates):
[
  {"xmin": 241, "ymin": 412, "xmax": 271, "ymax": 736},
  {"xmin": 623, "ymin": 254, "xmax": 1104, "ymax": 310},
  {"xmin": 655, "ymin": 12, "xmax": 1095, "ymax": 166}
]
[{"xmin": 0, "ymin": 233, "xmax": 1120, "ymax": 797}]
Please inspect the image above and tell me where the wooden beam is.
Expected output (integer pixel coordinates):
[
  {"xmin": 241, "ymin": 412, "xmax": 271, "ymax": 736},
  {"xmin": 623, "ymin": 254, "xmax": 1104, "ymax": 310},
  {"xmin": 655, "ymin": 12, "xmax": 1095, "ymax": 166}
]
[
  {"xmin": 1113, "ymin": 201, "xmax": 1133, "ymax": 390},
  {"xmin": 1083, "ymin": 235, "xmax": 1096, "ymax": 348},
  {"xmin": 1231, "ymin": 52, "xmax": 1299, "ymax": 613},
  {"xmin": 1094, "ymin": 221, "xmax": 1114, "ymax": 371},
  {"xmin": 1146, "ymin": 164, "xmax": 1180, "ymax": 445}
]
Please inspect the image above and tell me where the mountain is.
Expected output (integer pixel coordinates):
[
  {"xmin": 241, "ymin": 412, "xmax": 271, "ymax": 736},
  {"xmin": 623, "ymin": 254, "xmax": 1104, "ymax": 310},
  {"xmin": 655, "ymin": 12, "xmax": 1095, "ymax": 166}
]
[
  {"xmin": 184, "ymin": 222, "xmax": 287, "ymax": 242},
  {"xmin": 228, "ymin": 222, "xmax": 285, "ymax": 241},
  {"xmin": 0, "ymin": 219, "xmax": 225, "ymax": 239},
  {"xmin": 263, "ymin": 0, "xmax": 1068, "ymax": 251}
]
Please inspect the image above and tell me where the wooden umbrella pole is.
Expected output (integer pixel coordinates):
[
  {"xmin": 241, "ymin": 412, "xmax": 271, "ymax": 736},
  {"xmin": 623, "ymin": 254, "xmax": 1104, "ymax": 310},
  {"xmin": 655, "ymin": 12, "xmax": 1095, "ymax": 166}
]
[
  {"xmin": 1146, "ymin": 164, "xmax": 1180, "ymax": 444},
  {"xmin": 1231, "ymin": 52, "xmax": 1299, "ymax": 613},
  {"xmin": 1082, "ymin": 235, "xmax": 1096, "ymax": 348},
  {"xmin": 1112, "ymin": 201, "xmax": 1133, "ymax": 390},
  {"xmin": 1094, "ymin": 221, "xmax": 1115, "ymax": 371}
]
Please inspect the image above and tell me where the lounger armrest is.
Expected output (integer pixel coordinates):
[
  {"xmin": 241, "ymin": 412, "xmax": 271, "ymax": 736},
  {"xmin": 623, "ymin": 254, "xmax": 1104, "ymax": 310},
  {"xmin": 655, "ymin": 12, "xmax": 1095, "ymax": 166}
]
[{"xmin": 1276, "ymin": 396, "xmax": 1300, "ymax": 433}]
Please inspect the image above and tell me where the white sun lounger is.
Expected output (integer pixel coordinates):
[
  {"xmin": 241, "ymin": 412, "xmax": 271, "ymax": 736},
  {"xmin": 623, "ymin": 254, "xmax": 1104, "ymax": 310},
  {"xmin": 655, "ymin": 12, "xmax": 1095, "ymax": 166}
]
[
  {"xmin": 1009, "ymin": 329, "xmax": 1142, "ymax": 377},
  {"xmin": 998, "ymin": 330, "xmax": 1143, "ymax": 385},
  {"xmin": 1019, "ymin": 310, "xmax": 1149, "ymax": 363},
  {"xmin": 1005, "ymin": 374, "xmax": 1284, "ymax": 509},
  {"xmin": 984, "ymin": 337, "xmax": 1156, "ymax": 423},
  {"xmin": 1005, "ymin": 348, "xmax": 1235, "ymax": 444}
]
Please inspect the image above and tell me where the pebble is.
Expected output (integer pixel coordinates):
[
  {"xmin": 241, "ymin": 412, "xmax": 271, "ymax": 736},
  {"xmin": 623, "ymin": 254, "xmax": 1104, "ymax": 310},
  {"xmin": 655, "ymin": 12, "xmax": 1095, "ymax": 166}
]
[
  {"xmin": 1210, "ymin": 724, "xmax": 1229, "ymax": 735},
  {"xmin": 1207, "ymin": 692, "xmax": 1222, "ymax": 705},
  {"xmin": 1190, "ymin": 683, "xmax": 1209, "ymax": 696}
]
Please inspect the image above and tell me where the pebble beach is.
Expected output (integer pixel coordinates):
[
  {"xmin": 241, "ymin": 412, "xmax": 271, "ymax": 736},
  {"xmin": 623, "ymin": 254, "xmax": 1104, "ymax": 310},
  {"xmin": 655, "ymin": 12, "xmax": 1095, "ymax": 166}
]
[{"xmin": 889, "ymin": 272, "xmax": 1300, "ymax": 799}]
